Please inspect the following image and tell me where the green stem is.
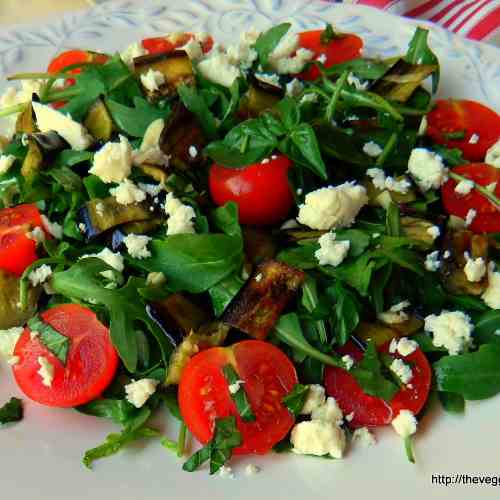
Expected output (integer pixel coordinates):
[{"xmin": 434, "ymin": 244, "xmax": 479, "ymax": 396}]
[
  {"xmin": 449, "ymin": 171, "xmax": 500, "ymax": 209},
  {"xmin": 392, "ymin": 103, "xmax": 432, "ymax": 116},
  {"xmin": 375, "ymin": 132, "xmax": 399, "ymax": 167},
  {"xmin": 161, "ymin": 437, "xmax": 178, "ymax": 454},
  {"xmin": 0, "ymin": 102, "xmax": 28, "ymax": 118},
  {"xmin": 325, "ymin": 71, "xmax": 348, "ymax": 123},
  {"xmin": 404, "ymin": 435, "xmax": 416, "ymax": 464},
  {"xmin": 177, "ymin": 423, "xmax": 187, "ymax": 457}
]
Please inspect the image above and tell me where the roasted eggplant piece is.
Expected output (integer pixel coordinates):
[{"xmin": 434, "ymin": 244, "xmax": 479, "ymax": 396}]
[
  {"xmin": 84, "ymin": 99, "xmax": 113, "ymax": 141},
  {"xmin": 20, "ymin": 138, "xmax": 43, "ymax": 180},
  {"xmin": 137, "ymin": 163, "xmax": 169, "ymax": 184},
  {"xmin": 134, "ymin": 50, "xmax": 194, "ymax": 98},
  {"xmin": 401, "ymin": 216, "xmax": 441, "ymax": 248},
  {"xmin": 239, "ymin": 75, "xmax": 283, "ymax": 118},
  {"xmin": 354, "ymin": 316, "xmax": 423, "ymax": 347},
  {"xmin": 80, "ymin": 196, "xmax": 154, "ymax": 239},
  {"xmin": 279, "ymin": 227, "xmax": 325, "ymax": 244},
  {"xmin": 222, "ymin": 260, "xmax": 305, "ymax": 339},
  {"xmin": 15, "ymin": 102, "xmax": 36, "ymax": 134},
  {"xmin": 159, "ymin": 102, "xmax": 207, "ymax": 169},
  {"xmin": 0, "ymin": 269, "xmax": 40, "ymax": 329}
]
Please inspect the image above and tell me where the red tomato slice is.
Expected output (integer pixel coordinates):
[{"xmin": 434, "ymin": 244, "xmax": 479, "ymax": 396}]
[
  {"xmin": 324, "ymin": 341, "xmax": 431, "ymax": 428},
  {"xmin": 13, "ymin": 304, "xmax": 119, "ymax": 408},
  {"xmin": 441, "ymin": 163, "xmax": 500, "ymax": 233},
  {"xmin": 0, "ymin": 204, "xmax": 45, "ymax": 276},
  {"xmin": 298, "ymin": 30, "xmax": 363, "ymax": 81},
  {"xmin": 209, "ymin": 155, "xmax": 294, "ymax": 225},
  {"xmin": 142, "ymin": 33, "xmax": 214, "ymax": 55},
  {"xmin": 179, "ymin": 340, "xmax": 297, "ymax": 454},
  {"xmin": 427, "ymin": 100, "xmax": 500, "ymax": 162}
]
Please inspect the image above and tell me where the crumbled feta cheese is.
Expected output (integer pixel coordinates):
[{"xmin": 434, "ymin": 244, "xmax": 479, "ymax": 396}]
[
  {"xmin": 181, "ymin": 39, "xmax": 203, "ymax": 60},
  {"xmin": 32, "ymin": 102, "xmax": 92, "ymax": 151},
  {"xmin": 255, "ymin": 72, "xmax": 281, "ymax": 88},
  {"xmin": 110, "ymin": 179, "xmax": 146, "ymax": 205},
  {"xmin": 482, "ymin": 263, "xmax": 500, "ymax": 309},
  {"xmin": 280, "ymin": 218, "xmax": 300, "ymax": 230},
  {"xmin": 296, "ymin": 188, "xmax": 303, "ymax": 195},
  {"xmin": 311, "ymin": 397, "xmax": 344, "ymax": 426},
  {"xmin": 291, "ymin": 420, "xmax": 346, "ymax": 458},
  {"xmin": 315, "ymin": 232, "xmax": 350, "ymax": 267},
  {"xmin": 218, "ymin": 465, "xmax": 235, "ymax": 478},
  {"xmin": 123, "ymin": 233, "xmax": 152, "ymax": 259},
  {"xmin": 424, "ymin": 310, "xmax": 473, "ymax": 355},
  {"xmin": 417, "ymin": 115, "xmax": 428, "ymax": 136},
  {"xmin": 378, "ymin": 300, "xmax": 410, "ymax": 324},
  {"xmin": 347, "ymin": 72, "xmax": 368, "ymax": 90},
  {"xmin": 443, "ymin": 250, "xmax": 451, "ymax": 259},
  {"xmin": 37, "ymin": 356, "xmax": 55, "ymax": 387},
  {"xmin": 261, "ymin": 158, "xmax": 270, "ymax": 164},
  {"xmin": 342, "ymin": 354, "xmax": 354, "ymax": 371},
  {"xmin": 485, "ymin": 138, "xmax": 500, "ymax": 168},
  {"xmin": 188, "ymin": 145, "xmax": 198, "ymax": 159},
  {"xmin": 245, "ymin": 464, "xmax": 260, "ymax": 476},
  {"xmin": 407, "ymin": 148, "xmax": 448, "ymax": 191},
  {"xmin": 228, "ymin": 379, "xmax": 245, "ymax": 395},
  {"xmin": 125, "ymin": 378, "xmax": 159, "ymax": 408},
  {"xmin": 424, "ymin": 250, "xmax": 441, "ymax": 272},
  {"xmin": 299, "ymin": 93, "xmax": 318, "ymax": 105},
  {"xmin": 486, "ymin": 181, "xmax": 497, "ymax": 193},
  {"xmin": 140, "ymin": 69, "xmax": 165, "ymax": 92},
  {"xmin": 81, "ymin": 248, "xmax": 124, "ymax": 273},
  {"xmin": 468, "ymin": 133, "xmax": 480, "ymax": 144},
  {"xmin": 463, "ymin": 252, "xmax": 486, "ymax": 283},
  {"xmin": 226, "ymin": 28, "xmax": 259, "ymax": 69},
  {"xmin": 146, "ymin": 271, "xmax": 166, "ymax": 287},
  {"xmin": 297, "ymin": 182, "xmax": 368, "ymax": 230},
  {"xmin": 138, "ymin": 183, "xmax": 163, "ymax": 197},
  {"xmin": 255, "ymin": 273, "xmax": 263, "ymax": 283},
  {"xmin": 41, "ymin": 215, "xmax": 63, "ymax": 239},
  {"xmin": 391, "ymin": 410, "xmax": 417, "ymax": 438},
  {"xmin": 89, "ymin": 135, "xmax": 132, "ymax": 183},
  {"xmin": 465, "ymin": 208, "xmax": 477, "ymax": 227},
  {"xmin": 426, "ymin": 225, "xmax": 441, "ymax": 241},
  {"xmin": 78, "ymin": 222, "xmax": 86, "ymax": 233},
  {"xmin": 300, "ymin": 384, "xmax": 326, "ymax": 415},
  {"xmin": 120, "ymin": 42, "xmax": 147, "ymax": 67},
  {"xmin": 272, "ymin": 48, "xmax": 314, "ymax": 74},
  {"xmin": 164, "ymin": 192, "xmax": 195, "ymax": 235},
  {"xmin": 285, "ymin": 78, "xmax": 304, "ymax": 97},
  {"xmin": 352, "ymin": 427, "xmax": 376, "ymax": 447},
  {"xmin": 345, "ymin": 412, "xmax": 354, "ymax": 422},
  {"xmin": 363, "ymin": 141, "xmax": 383, "ymax": 157},
  {"xmin": 366, "ymin": 168, "xmax": 411, "ymax": 194},
  {"xmin": 198, "ymin": 51, "xmax": 240, "ymax": 87},
  {"xmin": 0, "ymin": 154, "xmax": 15, "ymax": 174},
  {"xmin": 0, "ymin": 327, "xmax": 23, "ymax": 363},
  {"xmin": 390, "ymin": 358, "xmax": 413, "ymax": 384},
  {"xmin": 132, "ymin": 118, "xmax": 169, "ymax": 167},
  {"xmin": 393, "ymin": 337, "xmax": 418, "ymax": 357},
  {"xmin": 28, "ymin": 264, "xmax": 52, "ymax": 287},
  {"xmin": 316, "ymin": 53, "xmax": 327, "ymax": 64},
  {"xmin": 270, "ymin": 30, "xmax": 299, "ymax": 60},
  {"xmin": 27, "ymin": 226, "xmax": 45, "ymax": 244}
]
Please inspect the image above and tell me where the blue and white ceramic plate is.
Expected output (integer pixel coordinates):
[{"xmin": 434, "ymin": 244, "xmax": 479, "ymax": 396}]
[{"xmin": 0, "ymin": 2, "xmax": 499, "ymax": 500}]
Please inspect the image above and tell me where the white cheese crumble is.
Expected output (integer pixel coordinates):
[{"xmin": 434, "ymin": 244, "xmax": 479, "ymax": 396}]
[
  {"xmin": 482, "ymin": 263, "xmax": 500, "ymax": 309},
  {"xmin": 228, "ymin": 379, "xmax": 245, "ymax": 395},
  {"xmin": 390, "ymin": 337, "xmax": 418, "ymax": 357},
  {"xmin": 463, "ymin": 252, "xmax": 486, "ymax": 283},
  {"xmin": 120, "ymin": 42, "xmax": 147, "ymax": 67},
  {"xmin": 81, "ymin": 248, "xmax": 125, "ymax": 279},
  {"xmin": 0, "ymin": 327, "xmax": 24, "ymax": 364},
  {"xmin": 245, "ymin": 464, "xmax": 260, "ymax": 476},
  {"xmin": 96, "ymin": 202, "xmax": 105, "ymax": 217},
  {"xmin": 352, "ymin": 427, "xmax": 376, "ymax": 447},
  {"xmin": 299, "ymin": 93, "xmax": 318, "ymax": 105},
  {"xmin": 378, "ymin": 300, "xmax": 410, "ymax": 324},
  {"xmin": 424, "ymin": 250, "xmax": 441, "ymax": 272},
  {"xmin": 188, "ymin": 145, "xmax": 198, "ymax": 159},
  {"xmin": 468, "ymin": 133, "xmax": 480, "ymax": 144},
  {"xmin": 198, "ymin": 51, "xmax": 240, "ymax": 87},
  {"xmin": 311, "ymin": 397, "xmax": 344, "ymax": 426},
  {"xmin": 391, "ymin": 410, "xmax": 417, "ymax": 438},
  {"xmin": 0, "ymin": 154, "xmax": 15, "ymax": 174},
  {"xmin": 37, "ymin": 356, "xmax": 55, "ymax": 387},
  {"xmin": 424, "ymin": 310, "xmax": 473, "ymax": 355},
  {"xmin": 140, "ymin": 69, "xmax": 165, "ymax": 92},
  {"xmin": 297, "ymin": 182, "xmax": 368, "ymax": 231},
  {"xmin": 110, "ymin": 179, "xmax": 146, "ymax": 205},
  {"xmin": 218, "ymin": 465, "xmax": 235, "ymax": 479},
  {"xmin": 426, "ymin": 225, "xmax": 441, "ymax": 241},
  {"xmin": 273, "ymin": 48, "xmax": 314, "ymax": 75},
  {"xmin": 291, "ymin": 420, "xmax": 346, "ymax": 459},
  {"xmin": 347, "ymin": 72, "xmax": 369, "ymax": 90},
  {"xmin": 363, "ymin": 141, "xmax": 383, "ymax": 157},
  {"xmin": 146, "ymin": 271, "xmax": 166, "ymax": 287},
  {"xmin": 32, "ymin": 102, "xmax": 93, "ymax": 151},
  {"xmin": 138, "ymin": 183, "xmax": 163, "ymax": 197},
  {"xmin": 181, "ymin": 39, "xmax": 203, "ymax": 61},
  {"xmin": 125, "ymin": 378, "xmax": 159, "ymax": 408},
  {"xmin": 390, "ymin": 358, "xmax": 413, "ymax": 384},
  {"xmin": 89, "ymin": 135, "xmax": 133, "ymax": 183},
  {"xmin": 255, "ymin": 72, "xmax": 281, "ymax": 88},
  {"xmin": 164, "ymin": 192, "xmax": 196, "ymax": 235},
  {"xmin": 28, "ymin": 264, "xmax": 52, "ymax": 287},
  {"xmin": 41, "ymin": 215, "xmax": 63, "ymax": 239},
  {"xmin": 300, "ymin": 384, "xmax": 326, "ymax": 415},
  {"xmin": 123, "ymin": 234, "xmax": 152, "ymax": 259},
  {"xmin": 485, "ymin": 138, "xmax": 500, "ymax": 168},
  {"xmin": 315, "ymin": 232, "xmax": 350, "ymax": 267},
  {"xmin": 27, "ymin": 226, "xmax": 45, "ymax": 244},
  {"xmin": 285, "ymin": 78, "xmax": 304, "ymax": 97},
  {"xmin": 345, "ymin": 412, "xmax": 354, "ymax": 422},
  {"xmin": 226, "ymin": 28, "xmax": 259, "ymax": 69},
  {"xmin": 407, "ymin": 148, "xmax": 448, "ymax": 191},
  {"xmin": 255, "ymin": 273, "xmax": 263, "ymax": 282},
  {"xmin": 366, "ymin": 167, "xmax": 411, "ymax": 194},
  {"xmin": 465, "ymin": 208, "xmax": 476, "ymax": 227},
  {"xmin": 132, "ymin": 118, "xmax": 169, "ymax": 167},
  {"xmin": 417, "ymin": 115, "xmax": 428, "ymax": 136},
  {"xmin": 486, "ymin": 181, "xmax": 497, "ymax": 193},
  {"xmin": 342, "ymin": 354, "xmax": 354, "ymax": 371}
]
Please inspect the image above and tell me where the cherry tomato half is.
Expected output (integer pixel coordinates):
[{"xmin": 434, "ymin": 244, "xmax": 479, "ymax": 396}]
[
  {"xmin": 441, "ymin": 163, "xmax": 500, "ymax": 233},
  {"xmin": 209, "ymin": 155, "xmax": 294, "ymax": 225},
  {"xmin": 0, "ymin": 204, "xmax": 45, "ymax": 276},
  {"xmin": 324, "ymin": 341, "xmax": 431, "ymax": 428},
  {"xmin": 179, "ymin": 340, "xmax": 298, "ymax": 454},
  {"xmin": 427, "ymin": 100, "xmax": 500, "ymax": 162},
  {"xmin": 142, "ymin": 33, "xmax": 214, "ymax": 55},
  {"xmin": 13, "ymin": 304, "xmax": 119, "ymax": 408},
  {"xmin": 298, "ymin": 30, "xmax": 363, "ymax": 81}
]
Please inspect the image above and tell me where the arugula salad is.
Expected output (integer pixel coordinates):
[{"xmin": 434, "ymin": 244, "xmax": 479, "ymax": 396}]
[{"xmin": 0, "ymin": 23, "xmax": 500, "ymax": 476}]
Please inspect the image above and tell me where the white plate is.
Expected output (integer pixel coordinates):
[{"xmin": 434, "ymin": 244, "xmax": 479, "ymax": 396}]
[{"xmin": 1, "ymin": 1, "xmax": 500, "ymax": 499}]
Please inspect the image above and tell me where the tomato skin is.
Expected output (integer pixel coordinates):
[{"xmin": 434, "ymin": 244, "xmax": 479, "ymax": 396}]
[
  {"xmin": 298, "ymin": 30, "xmax": 363, "ymax": 81},
  {"xmin": 179, "ymin": 340, "xmax": 298, "ymax": 454},
  {"xmin": 142, "ymin": 33, "xmax": 214, "ymax": 55},
  {"xmin": 427, "ymin": 100, "xmax": 500, "ymax": 161},
  {"xmin": 0, "ymin": 204, "xmax": 45, "ymax": 276},
  {"xmin": 209, "ymin": 155, "xmax": 294, "ymax": 225},
  {"xmin": 441, "ymin": 163, "xmax": 500, "ymax": 233},
  {"xmin": 13, "ymin": 304, "xmax": 119, "ymax": 408},
  {"xmin": 324, "ymin": 341, "xmax": 431, "ymax": 428}
]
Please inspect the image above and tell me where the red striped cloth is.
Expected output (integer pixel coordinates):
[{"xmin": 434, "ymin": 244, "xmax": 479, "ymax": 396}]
[{"xmin": 338, "ymin": 0, "xmax": 500, "ymax": 41}]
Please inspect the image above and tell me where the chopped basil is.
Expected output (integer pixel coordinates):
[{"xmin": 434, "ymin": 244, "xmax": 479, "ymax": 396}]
[
  {"xmin": 222, "ymin": 364, "xmax": 256, "ymax": 422},
  {"xmin": 28, "ymin": 315, "xmax": 70, "ymax": 364},
  {"xmin": 0, "ymin": 398, "xmax": 23, "ymax": 426},
  {"xmin": 282, "ymin": 384, "xmax": 309, "ymax": 417}
]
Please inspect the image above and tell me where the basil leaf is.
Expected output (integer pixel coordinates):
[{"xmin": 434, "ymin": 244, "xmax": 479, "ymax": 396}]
[
  {"xmin": 282, "ymin": 383, "xmax": 309, "ymax": 417},
  {"xmin": 327, "ymin": 282, "xmax": 360, "ymax": 346},
  {"xmin": 429, "ymin": 145, "xmax": 464, "ymax": 167},
  {"xmin": 27, "ymin": 315, "xmax": 70, "ymax": 364},
  {"xmin": 77, "ymin": 399, "xmax": 138, "ymax": 425},
  {"xmin": 178, "ymin": 84, "xmax": 217, "ymax": 140},
  {"xmin": 277, "ymin": 97, "xmax": 300, "ymax": 131},
  {"xmin": 325, "ymin": 58, "xmax": 391, "ymax": 80},
  {"xmin": 46, "ymin": 166, "xmax": 83, "ymax": 192},
  {"xmin": 277, "ymin": 243, "xmax": 318, "ymax": 270},
  {"xmin": 473, "ymin": 310, "xmax": 500, "ymax": 346},
  {"xmin": 438, "ymin": 392, "xmax": 465, "ymax": 414},
  {"xmin": 209, "ymin": 274, "xmax": 245, "ymax": 317},
  {"xmin": 255, "ymin": 23, "xmax": 291, "ymax": 67},
  {"xmin": 301, "ymin": 277, "xmax": 328, "ymax": 344},
  {"xmin": 0, "ymin": 397, "xmax": 23, "ymax": 425},
  {"xmin": 222, "ymin": 364, "xmax": 256, "ymax": 422},
  {"xmin": 434, "ymin": 344, "xmax": 500, "ymax": 400}
]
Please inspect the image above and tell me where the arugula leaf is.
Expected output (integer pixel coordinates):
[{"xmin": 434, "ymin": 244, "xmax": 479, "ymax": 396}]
[
  {"xmin": 301, "ymin": 277, "xmax": 328, "ymax": 344},
  {"xmin": 0, "ymin": 397, "xmax": 23, "ymax": 425},
  {"xmin": 327, "ymin": 282, "xmax": 360, "ymax": 346},
  {"xmin": 178, "ymin": 84, "xmax": 218, "ymax": 139},
  {"xmin": 46, "ymin": 166, "xmax": 83, "ymax": 192},
  {"xmin": 438, "ymin": 391, "xmax": 465, "ymax": 414},
  {"xmin": 474, "ymin": 310, "xmax": 500, "ymax": 346},
  {"xmin": 222, "ymin": 364, "xmax": 256, "ymax": 422},
  {"xmin": 282, "ymin": 384, "xmax": 309, "ymax": 417},
  {"xmin": 429, "ymin": 145, "xmax": 464, "ymax": 167},
  {"xmin": 386, "ymin": 202, "xmax": 401, "ymax": 237},
  {"xmin": 351, "ymin": 341, "xmax": 399, "ymax": 401},
  {"xmin": 277, "ymin": 243, "xmax": 318, "ymax": 269},
  {"xmin": 77, "ymin": 399, "xmax": 138, "ymax": 425},
  {"xmin": 183, "ymin": 416, "xmax": 242, "ymax": 474},
  {"xmin": 324, "ymin": 58, "xmax": 391, "ymax": 80},
  {"xmin": 209, "ymin": 274, "xmax": 245, "ymax": 317},
  {"xmin": 53, "ymin": 150, "xmax": 93, "ymax": 168},
  {"xmin": 27, "ymin": 315, "xmax": 70, "ymax": 364},
  {"xmin": 254, "ymin": 23, "xmax": 291, "ymax": 67},
  {"xmin": 434, "ymin": 344, "xmax": 500, "ymax": 400}
]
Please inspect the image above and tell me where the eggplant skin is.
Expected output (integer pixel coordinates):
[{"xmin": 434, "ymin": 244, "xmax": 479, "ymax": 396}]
[{"xmin": 222, "ymin": 260, "xmax": 305, "ymax": 340}]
